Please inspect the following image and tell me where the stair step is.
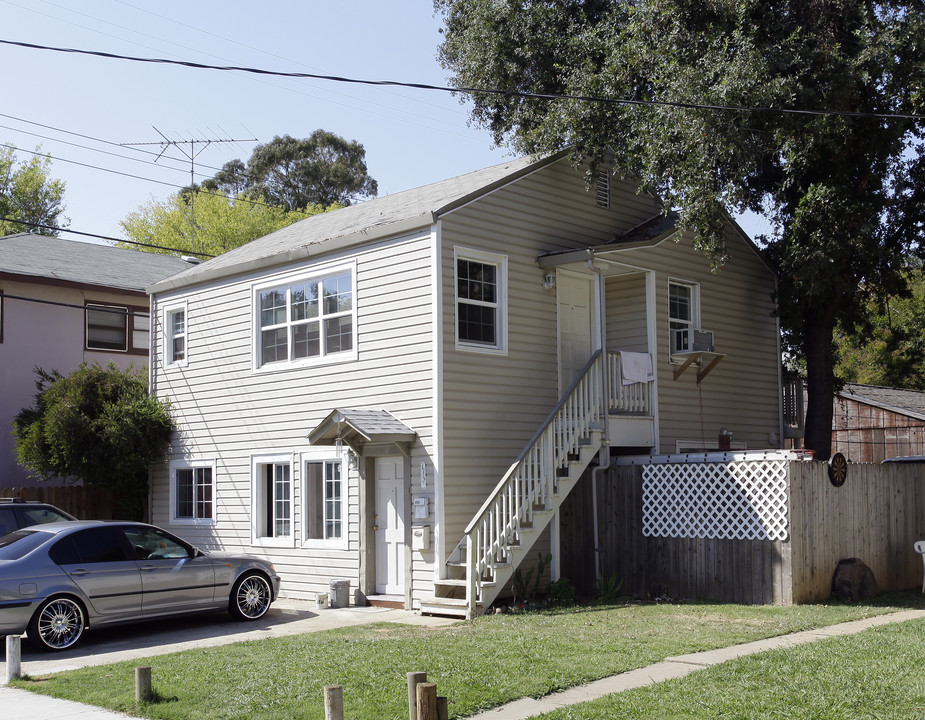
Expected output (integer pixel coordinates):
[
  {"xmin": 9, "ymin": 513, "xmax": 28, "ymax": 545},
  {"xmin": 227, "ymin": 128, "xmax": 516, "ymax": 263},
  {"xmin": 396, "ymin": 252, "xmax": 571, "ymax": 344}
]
[
  {"xmin": 420, "ymin": 597, "xmax": 473, "ymax": 618},
  {"xmin": 435, "ymin": 578, "xmax": 496, "ymax": 589}
]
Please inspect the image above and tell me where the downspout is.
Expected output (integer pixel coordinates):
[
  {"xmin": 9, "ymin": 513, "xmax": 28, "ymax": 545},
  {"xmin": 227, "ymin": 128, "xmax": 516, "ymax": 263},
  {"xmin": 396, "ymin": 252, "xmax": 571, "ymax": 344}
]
[{"xmin": 588, "ymin": 256, "xmax": 612, "ymax": 588}]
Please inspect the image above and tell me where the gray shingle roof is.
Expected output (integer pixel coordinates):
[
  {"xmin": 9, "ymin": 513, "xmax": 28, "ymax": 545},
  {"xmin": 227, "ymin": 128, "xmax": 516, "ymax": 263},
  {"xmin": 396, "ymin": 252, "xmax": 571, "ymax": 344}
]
[
  {"xmin": 149, "ymin": 153, "xmax": 551, "ymax": 293},
  {"xmin": 839, "ymin": 383, "xmax": 925, "ymax": 421},
  {"xmin": 0, "ymin": 233, "xmax": 196, "ymax": 292},
  {"xmin": 307, "ymin": 408, "xmax": 417, "ymax": 447}
]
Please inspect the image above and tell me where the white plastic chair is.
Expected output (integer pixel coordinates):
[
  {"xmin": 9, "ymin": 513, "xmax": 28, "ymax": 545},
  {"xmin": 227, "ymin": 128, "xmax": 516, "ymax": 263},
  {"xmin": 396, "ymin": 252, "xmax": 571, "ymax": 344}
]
[{"xmin": 915, "ymin": 541, "xmax": 925, "ymax": 592}]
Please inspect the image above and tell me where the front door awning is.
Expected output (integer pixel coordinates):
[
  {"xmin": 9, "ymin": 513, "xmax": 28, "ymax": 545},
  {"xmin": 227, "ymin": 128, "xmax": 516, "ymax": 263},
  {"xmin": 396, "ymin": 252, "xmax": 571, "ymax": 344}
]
[{"xmin": 307, "ymin": 408, "xmax": 417, "ymax": 456}]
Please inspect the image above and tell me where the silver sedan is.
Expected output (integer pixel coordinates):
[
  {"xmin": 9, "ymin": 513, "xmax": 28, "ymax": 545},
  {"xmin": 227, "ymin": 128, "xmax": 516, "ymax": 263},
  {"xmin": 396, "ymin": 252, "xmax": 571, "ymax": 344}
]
[{"xmin": 0, "ymin": 521, "xmax": 281, "ymax": 651}]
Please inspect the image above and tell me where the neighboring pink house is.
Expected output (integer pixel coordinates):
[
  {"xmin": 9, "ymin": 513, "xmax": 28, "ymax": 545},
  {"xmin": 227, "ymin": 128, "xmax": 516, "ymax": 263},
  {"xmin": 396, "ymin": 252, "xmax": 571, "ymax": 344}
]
[{"xmin": 0, "ymin": 233, "xmax": 194, "ymax": 487}]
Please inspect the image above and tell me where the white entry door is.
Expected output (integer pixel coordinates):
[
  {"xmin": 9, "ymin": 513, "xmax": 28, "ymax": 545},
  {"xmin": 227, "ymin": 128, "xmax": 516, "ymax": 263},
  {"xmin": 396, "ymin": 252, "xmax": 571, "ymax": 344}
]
[
  {"xmin": 557, "ymin": 271, "xmax": 595, "ymax": 391},
  {"xmin": 375, "ymin": 457, "xmax": 405, "ymax": 594}
]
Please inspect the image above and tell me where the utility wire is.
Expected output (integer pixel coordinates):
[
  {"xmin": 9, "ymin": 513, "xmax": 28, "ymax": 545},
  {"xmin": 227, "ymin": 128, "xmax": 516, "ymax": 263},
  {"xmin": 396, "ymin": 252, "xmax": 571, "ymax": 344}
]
[
  {"xmin": 1, "ymin": 141, "xmax": 281, "ymax": 211},
  {"xmin": 0, "ymin": 215, "xmax": 215, "ymax": 257},
  {"xmin": 2, "ymin": 292, "xmax": 151, "ymax": 319},
  {"xmin": 2, "ymin": 38, "xmax": 923, "ymax": 122}
]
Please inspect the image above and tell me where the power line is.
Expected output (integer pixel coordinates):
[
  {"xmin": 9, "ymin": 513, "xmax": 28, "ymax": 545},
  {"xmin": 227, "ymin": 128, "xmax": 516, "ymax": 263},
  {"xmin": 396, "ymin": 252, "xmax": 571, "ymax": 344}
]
[
  {"xmin": 2, "ymin": 38, "xmax": 923, "ymax": 122},
  {"xmin": 1, "ymin": 292, "xmax": 151, "ymax": 320},
  {"xmin": 0, "ymin": 215, "xmax": 215, "ymax": 257}
]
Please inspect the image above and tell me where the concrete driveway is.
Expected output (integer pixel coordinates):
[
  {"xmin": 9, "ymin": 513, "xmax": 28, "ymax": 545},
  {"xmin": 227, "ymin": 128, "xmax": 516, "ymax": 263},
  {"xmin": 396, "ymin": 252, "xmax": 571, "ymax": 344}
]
[{"xmin": 2, "ymin": 598, "xmax": 457, "ymax": 678}]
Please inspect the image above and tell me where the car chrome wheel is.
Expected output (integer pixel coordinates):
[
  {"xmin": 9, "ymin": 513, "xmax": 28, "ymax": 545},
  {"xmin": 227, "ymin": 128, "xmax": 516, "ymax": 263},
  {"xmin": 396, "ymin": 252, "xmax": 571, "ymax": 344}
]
[
  {"xmin": 231, "ymin": 573, "xmax": 271, "ymax": 620},
  {"xmin": 30, "ymin": 597, "xmax": 85, "ymax": 651}
]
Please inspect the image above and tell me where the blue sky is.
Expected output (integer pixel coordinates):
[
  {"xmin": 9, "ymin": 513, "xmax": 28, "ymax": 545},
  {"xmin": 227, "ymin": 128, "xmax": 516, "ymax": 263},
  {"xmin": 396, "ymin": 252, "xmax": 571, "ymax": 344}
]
[{"xmin": 1, "ymin": 0, "xmax": 771, "ymax": 243}]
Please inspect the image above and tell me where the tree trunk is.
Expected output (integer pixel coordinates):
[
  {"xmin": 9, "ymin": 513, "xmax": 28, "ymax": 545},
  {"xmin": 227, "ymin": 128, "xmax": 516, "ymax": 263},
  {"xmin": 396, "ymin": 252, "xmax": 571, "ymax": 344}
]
[{"xmin": 802, "ymin": 306, "xmax": 836, "ymax": 461}]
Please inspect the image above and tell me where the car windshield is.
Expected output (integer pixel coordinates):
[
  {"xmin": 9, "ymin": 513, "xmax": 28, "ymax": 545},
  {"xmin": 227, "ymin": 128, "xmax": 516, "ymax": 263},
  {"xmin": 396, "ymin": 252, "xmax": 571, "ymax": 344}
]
[
  {"xmin": 0, "ymin": 529, "xmax": 51, "ymax": 560},
  {"xmin": 21, "ymin": 506, "xmax": 76, "ymax": 524}
]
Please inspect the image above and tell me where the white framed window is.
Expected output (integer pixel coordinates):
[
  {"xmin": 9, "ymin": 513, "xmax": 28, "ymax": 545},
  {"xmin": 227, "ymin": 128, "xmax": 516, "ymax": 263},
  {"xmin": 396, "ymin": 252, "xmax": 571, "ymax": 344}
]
[
  {"xmin": 251, "ymin": 454, "xmax": 294, "ymax": 547},
  {"xmin": 302, "ymin": 456, "xmax": 346, "ymax": 548},
  {"xmin": 169, "ymin": 460, "xmax": 215, "ymax": 525},
  {"xmin": 668, "ymin": 279, "xmax": 700, "ymax": 354},
  {"xmin": 163, "ymin": 302, "xmax": 187, "ymax": 367},
  {"xmin": 454, "ymin": 247, "xmax": 507, "ymax": 354},
  {"xmin": 253, "ymin": 262, "xmax": 357, "ymax": 370}
]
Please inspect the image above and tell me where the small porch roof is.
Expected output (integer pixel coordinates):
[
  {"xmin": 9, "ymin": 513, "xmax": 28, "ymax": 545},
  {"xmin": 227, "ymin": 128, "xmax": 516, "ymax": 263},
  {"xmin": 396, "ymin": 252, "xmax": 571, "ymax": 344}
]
[
  {"xmin": 537, "ymin": 211, "xmax": 680, "ymax": 269},
  {"xmin": 307, "ymin": 408, "xmax": 417, "ymax": 455}
]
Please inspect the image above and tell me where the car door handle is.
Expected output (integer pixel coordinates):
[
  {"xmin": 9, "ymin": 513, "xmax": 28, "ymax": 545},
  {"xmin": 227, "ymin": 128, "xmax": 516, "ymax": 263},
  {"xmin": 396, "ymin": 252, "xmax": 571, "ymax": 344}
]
[
  {"xmin": 140, "ymin": 565, "xmax": 157, "ymax": 572},
  {"xmin": 69, "ymin": 569, "xmax": 89, "ymax": 576}
]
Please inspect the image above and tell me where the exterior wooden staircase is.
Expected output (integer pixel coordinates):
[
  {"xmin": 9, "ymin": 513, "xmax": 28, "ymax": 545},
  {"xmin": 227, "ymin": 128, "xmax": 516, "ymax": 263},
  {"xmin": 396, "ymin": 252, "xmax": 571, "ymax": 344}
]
[{"xmin": 420, "ymin": 351, "xmax": 607, "ymax": 619}]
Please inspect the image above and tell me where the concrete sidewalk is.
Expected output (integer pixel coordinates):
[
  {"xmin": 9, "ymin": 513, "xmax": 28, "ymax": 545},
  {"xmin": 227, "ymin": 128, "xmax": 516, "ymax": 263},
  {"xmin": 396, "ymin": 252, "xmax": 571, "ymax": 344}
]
[{"xmin": 3, "ymin": 605, "xmax": 925, "ymax": 720}]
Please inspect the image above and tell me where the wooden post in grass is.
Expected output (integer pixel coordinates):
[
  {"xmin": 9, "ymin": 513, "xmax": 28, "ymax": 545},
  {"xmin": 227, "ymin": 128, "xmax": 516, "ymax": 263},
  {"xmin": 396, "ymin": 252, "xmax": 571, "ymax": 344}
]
[
  {"xmin": 416, "ymin": 682, "xmax": 438, "ymax": 720},
  {"xmin": 135, "ymin": 666, "xmax": 152, "ymax": 703},
  {"xmin": 324, "ymin": 684, "xmax": 344, "ymax": 720},
  {"xmin": 436, "ymin": 695, "xmax": 448, "ymax": 720},
  {"xmin": 5, "ymin": 635, "xmax": 21, "ymax": 682},
  {"xmin": 407, "ymin": 671, "xmax": 427, "ymax": 720}
]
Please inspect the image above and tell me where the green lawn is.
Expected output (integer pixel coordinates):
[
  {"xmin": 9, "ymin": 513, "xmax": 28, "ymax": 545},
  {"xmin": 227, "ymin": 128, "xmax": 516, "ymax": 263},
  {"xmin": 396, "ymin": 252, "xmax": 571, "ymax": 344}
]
[
  {"xmin": 536, "ymin": 617, "xmax": 925, "ymax": 719},
  {"xmin": 11, "ymin": 593, "xmax": 925, "ymax": 720}
]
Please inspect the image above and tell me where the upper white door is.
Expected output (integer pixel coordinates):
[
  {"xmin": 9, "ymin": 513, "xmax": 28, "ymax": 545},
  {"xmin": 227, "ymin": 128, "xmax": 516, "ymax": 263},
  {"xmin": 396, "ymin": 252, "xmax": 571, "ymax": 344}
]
[
  {"xmin": 374, "ymin": 457, "xmax": 405, "ymax": 595},
  {"xmin": 557, "ymin": 271, "xmax": 595, "ymax": 391}
]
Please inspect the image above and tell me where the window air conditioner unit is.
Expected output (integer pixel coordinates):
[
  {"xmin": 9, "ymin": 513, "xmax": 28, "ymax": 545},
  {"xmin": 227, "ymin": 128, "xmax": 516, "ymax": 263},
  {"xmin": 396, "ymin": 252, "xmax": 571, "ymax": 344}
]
[
  {"xmin": 692, "ymin": 329, "xmax": 715, "ymax": 352},
  {"xmin": 672, "ymin": 328, "xmax": 715, "ymax": 353}
]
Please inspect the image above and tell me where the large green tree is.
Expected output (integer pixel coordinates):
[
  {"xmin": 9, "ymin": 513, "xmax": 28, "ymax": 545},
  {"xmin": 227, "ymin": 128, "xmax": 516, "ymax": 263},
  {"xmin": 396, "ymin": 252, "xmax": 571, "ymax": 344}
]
[
  {"xmin": 835, "ymin": 267, "xmax": 925, "ymax": 391},
  {"xmin": 13, "ymin": 363, "xmax": 175, "ymax": 519},
  {"xmin": 120, "ymin": 189, "xmax": 325, "ymax": 258},
  {"xmin": 436, "ymin": 0, "xmax": 925, "ymax": 458},
  {"xmin": 199, "ymin": 130, "xmax": 378, "ymax": 211},
  {"xmin": 0, "ymin": 145, "xmax": 67, "ymax": 236}
]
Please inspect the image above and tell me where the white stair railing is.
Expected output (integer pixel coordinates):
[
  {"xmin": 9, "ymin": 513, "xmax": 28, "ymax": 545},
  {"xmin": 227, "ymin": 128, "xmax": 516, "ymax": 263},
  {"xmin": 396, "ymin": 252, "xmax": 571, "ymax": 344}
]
[
  {"xmin": 464, "ymin": 351, "xmax": 605, "ymax": 611},
  {"xmin": 607, "ymin": 352, "xmax": 653, "ymax": 415}
]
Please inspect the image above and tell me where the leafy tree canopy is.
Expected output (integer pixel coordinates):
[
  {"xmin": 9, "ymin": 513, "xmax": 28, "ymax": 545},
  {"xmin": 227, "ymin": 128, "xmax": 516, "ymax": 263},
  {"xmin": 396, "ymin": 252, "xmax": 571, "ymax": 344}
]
[
  {"xmin": 199, "ymin": 130, "xmax": 378, "ymax": 210},
  {"xmin": 836, "ymin": 267, "xmax": 925, "ymax": 391},
  {"xmin": 12, "ymin": 363, "xmax": 175, "ymax": 519},
  {"xmin": 119, "ymin": 189, "xmax": 325, "ymax": 258},
  {"xmin": 0, "ymin": 145, "xmax": 67, "ymax": 236},
  {"xmin": 436, "ymin": 0, "xmax": 925, "ymax": 458}
]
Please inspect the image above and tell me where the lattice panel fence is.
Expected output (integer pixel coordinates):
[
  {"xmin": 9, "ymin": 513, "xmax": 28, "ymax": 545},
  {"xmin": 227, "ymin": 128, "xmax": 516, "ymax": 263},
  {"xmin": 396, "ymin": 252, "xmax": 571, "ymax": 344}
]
[{"xmin": 642, "ymin": 460, "xmax": 790, "ymax": 541}]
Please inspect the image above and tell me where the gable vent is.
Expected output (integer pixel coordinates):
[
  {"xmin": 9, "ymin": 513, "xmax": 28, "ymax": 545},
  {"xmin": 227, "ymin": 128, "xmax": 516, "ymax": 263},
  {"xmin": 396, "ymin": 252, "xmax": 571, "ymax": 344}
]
[{"xmin": 595, "ymin": 170, "xmax": 610, "ymax": 208}]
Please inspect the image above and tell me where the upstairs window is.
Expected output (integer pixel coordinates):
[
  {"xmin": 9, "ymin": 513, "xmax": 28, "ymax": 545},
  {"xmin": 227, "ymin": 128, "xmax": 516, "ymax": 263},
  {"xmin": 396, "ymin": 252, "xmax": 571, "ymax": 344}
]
[
  {"xmin": 86, "ymin": 303, "xmax": 149, "ymax": 354},
  {"xmin": 165, "ymin": 305, "xmax": 187, "ymax": 366},
  {"xmin": 668, "ymin": 280, "xmax": 699, "ymax": 354},
  {"xmin": 455, "ymin": 248, "xmax": 507, "ymax": 354},
  {"xmin": 255, "ymin": 265, "xmax": 356, "ymax": 368}
]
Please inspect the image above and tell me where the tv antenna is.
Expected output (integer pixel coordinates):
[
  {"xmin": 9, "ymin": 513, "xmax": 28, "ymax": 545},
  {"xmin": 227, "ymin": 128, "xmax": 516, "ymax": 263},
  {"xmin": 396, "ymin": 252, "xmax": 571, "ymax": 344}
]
[{"xmin": 121, "ymin": 127, "xmax": 257, "ymax": 253}]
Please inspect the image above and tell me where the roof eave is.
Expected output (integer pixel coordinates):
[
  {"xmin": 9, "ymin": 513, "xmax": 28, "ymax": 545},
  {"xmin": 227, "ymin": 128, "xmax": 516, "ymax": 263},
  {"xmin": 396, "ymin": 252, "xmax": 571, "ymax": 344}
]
[{"xmin": 148, "ymin": 211, "xmax": 437, "ymax": 294}]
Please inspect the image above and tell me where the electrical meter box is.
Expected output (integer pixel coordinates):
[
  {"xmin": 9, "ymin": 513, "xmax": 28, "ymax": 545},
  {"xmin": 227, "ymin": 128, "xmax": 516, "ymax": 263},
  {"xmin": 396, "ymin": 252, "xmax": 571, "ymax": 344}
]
[{"xmin": 411, "ymin": 525, "xmax": 431, "ymax": 551}]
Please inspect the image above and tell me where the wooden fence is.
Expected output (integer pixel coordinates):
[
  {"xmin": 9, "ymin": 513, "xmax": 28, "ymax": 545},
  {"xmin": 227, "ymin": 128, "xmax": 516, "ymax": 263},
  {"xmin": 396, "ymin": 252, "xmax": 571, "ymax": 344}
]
[
  {"xmin": 560, "ymin": 459, "xmax": 925, "ymax": 604},
  {"xmin": 0, "ymin": 485, "xmax": 118, "ymax": 520}
]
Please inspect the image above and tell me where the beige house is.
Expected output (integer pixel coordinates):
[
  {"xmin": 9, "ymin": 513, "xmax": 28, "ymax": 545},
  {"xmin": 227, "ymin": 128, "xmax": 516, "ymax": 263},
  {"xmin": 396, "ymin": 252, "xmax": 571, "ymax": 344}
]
[
  {"xmin": 0, "ymin": 234, "xmax": 194, "ymax": 488},
  {"xmin": 147, "ymin": 153, "xmax": 782, "ymax": 617}
]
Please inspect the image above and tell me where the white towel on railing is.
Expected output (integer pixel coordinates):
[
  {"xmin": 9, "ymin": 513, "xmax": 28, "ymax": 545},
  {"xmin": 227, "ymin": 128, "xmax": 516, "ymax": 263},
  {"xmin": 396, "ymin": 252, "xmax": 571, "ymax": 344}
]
[{"xmin": 620, "ymin": 351, "xmax": 653, "ymax": 385}]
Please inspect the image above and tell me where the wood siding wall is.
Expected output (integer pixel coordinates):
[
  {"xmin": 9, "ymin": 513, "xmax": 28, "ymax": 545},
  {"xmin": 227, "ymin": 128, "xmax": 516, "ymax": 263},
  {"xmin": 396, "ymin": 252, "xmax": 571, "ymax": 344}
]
[
  {"xmin": 603, "ymin": 228, "xmax": 780, "ymax": 454},
  {"xmin": 832, "ymin": 397, "xmax": 925, "ymax": 464},
  {"xmin": 150, "ymin": 231, "xmax": 437, "ymax": 601},
  {"xmin": 438, "ymin": 160, "xmax": 666, "ymax": 558},
  {"xmin": 561, "ymin": 461, "xmax": 925, "ymax": 604}
]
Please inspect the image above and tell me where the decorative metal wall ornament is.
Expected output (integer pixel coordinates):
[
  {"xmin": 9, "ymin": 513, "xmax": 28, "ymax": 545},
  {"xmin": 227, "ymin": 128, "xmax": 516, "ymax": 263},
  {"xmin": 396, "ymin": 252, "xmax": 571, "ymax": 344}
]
[{"xmin": 828, "ymin": 452, "xmax": 848, "ymax": 487}]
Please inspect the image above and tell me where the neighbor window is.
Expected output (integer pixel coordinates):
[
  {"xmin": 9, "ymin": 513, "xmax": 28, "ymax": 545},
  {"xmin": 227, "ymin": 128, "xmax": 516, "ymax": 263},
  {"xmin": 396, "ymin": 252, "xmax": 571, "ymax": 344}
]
[
  {"xmin": 252, "ymin": 457, "xmax": 293, "ymax": 545},
  {"xmin": 255, "ymin": 266, "xmax": 355, "ymax": 368},
  {"xmin": 86, "ymin": 303, "xmax": 149, "ymax": 354},
  {"xmin": 172, "ymin": 465, "xmax": 213, "ymax": 523},
  {"xmin": 165, "ymin": 306, "xmax": 186, "ymax": 365},
  {"xmin": 304, "ymin": 460, "xmax": 344, "ymax": 543},
  {"xmin": 668, "ymin": 280, "xmax": 698, "ymax": 354},
  {"xmin": 455, "ymin": 248, "xmax": 507, "ymax": 353}
]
